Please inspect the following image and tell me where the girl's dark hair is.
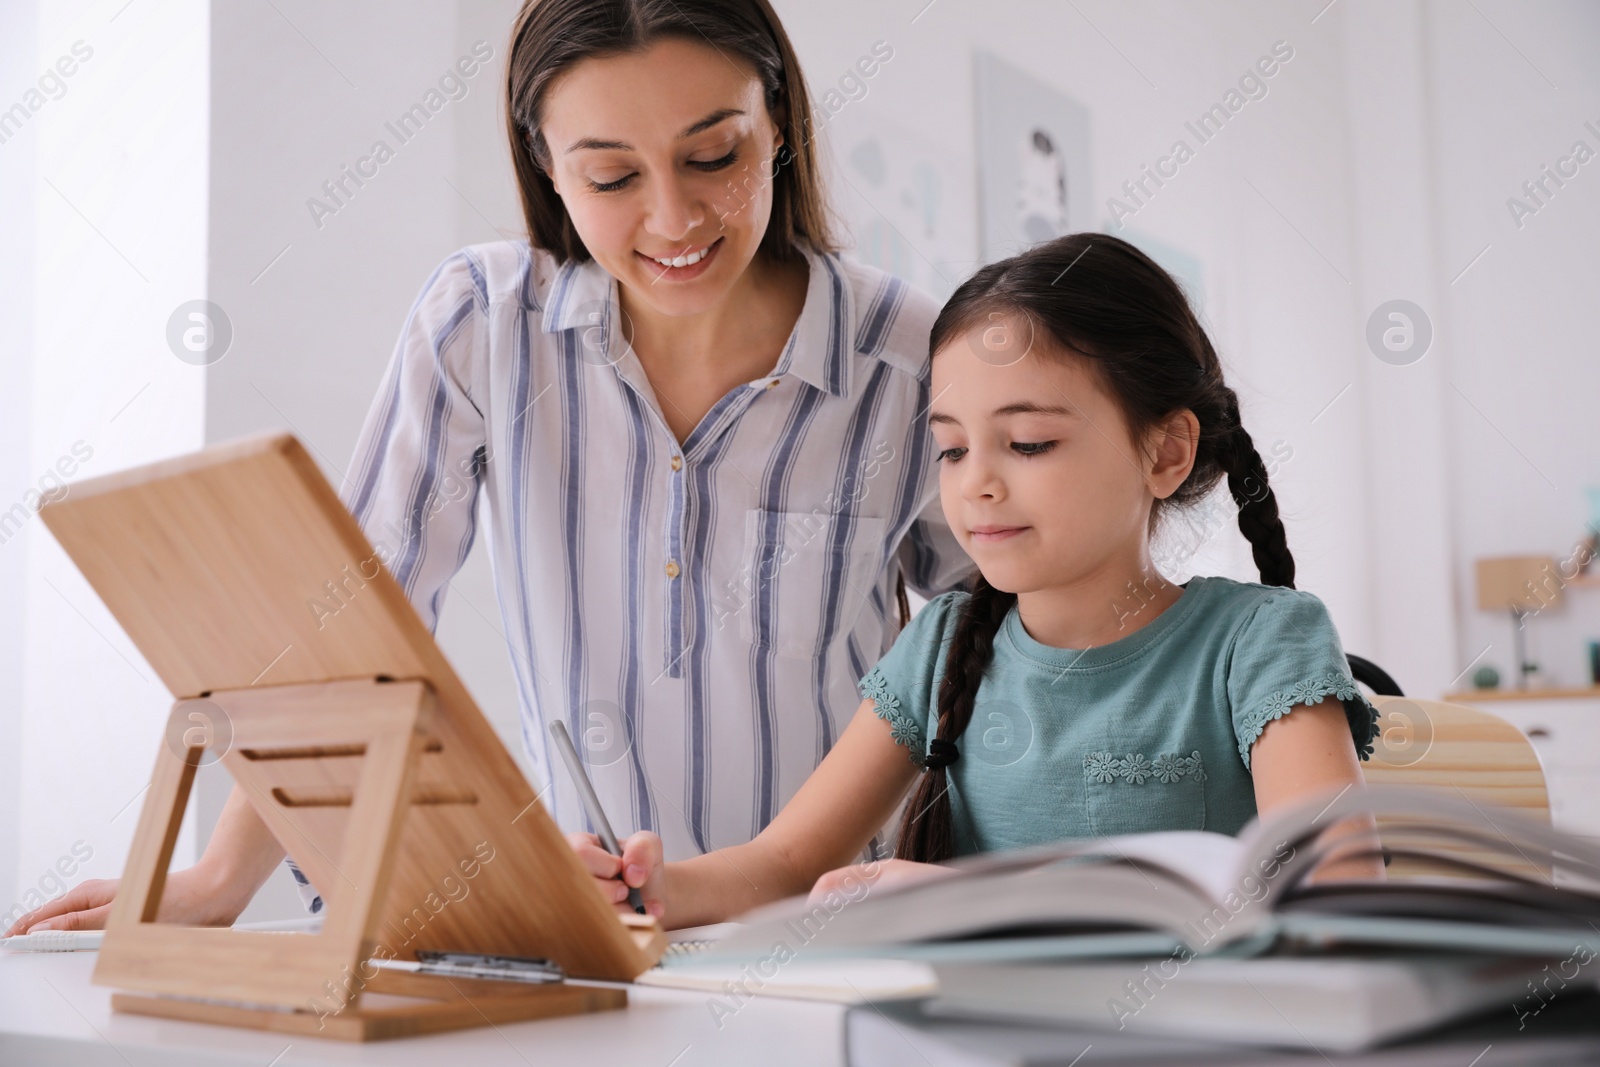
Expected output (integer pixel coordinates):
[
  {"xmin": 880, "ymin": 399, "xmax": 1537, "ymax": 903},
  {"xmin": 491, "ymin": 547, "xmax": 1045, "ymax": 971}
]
[
  {"xmin": 504, "ymin": 0, "xmax": 839, "ymax": 264},
  {"xmin": 895, "ymin": 233, "xmax": 1295, "ymax": 863}
]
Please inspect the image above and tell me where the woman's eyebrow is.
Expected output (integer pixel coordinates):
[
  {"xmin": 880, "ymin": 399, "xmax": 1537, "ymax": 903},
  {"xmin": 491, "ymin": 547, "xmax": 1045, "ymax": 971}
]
[
  {"xmin": 678, "ymin": 107, "xmax": 744, "ymax": 138},
  {"xmin": 563, "ymin": 108, "xmax": 747, "ymax": 154}
]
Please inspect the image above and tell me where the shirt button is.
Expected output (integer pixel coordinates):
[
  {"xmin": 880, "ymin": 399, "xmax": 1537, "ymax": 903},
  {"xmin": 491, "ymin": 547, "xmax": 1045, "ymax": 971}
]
[
  {"xmin": 665, "ymin": 560, "xmax": 681, "ymax": 579},
  {"xmin": 766, "ymin": 379, "xmax": 780, "ymax": 389},
  {"xmin": 670, "ymin": 455, "xmax": 682, "ymax": 471}
]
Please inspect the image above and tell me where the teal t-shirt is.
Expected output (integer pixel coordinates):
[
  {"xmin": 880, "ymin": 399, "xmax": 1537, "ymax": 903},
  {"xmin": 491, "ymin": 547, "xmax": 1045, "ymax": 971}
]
[{"xmin": 859, "ymin": 576, "xmax": 1379, "ymax": 855}]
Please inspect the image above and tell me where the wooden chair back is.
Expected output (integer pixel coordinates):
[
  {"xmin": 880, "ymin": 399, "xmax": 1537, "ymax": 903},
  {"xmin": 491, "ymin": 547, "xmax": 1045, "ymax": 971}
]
[{"xmin": 1362, "ymin": 695, "xmax": 1551, "ymax": 882}]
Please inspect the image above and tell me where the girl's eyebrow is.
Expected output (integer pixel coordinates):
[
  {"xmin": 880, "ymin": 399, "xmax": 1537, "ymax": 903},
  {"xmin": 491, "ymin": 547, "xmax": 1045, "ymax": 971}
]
[
  {"xmin": 992, "ymin": 401, "xmax": 1077, "ymax": 418},
  {"xmin": 928, "ymin": 401, "xmax": 1077, "ymax": 425},
  {"xmin": 563, "ymin": 108, "xmax": 747, "ymax": 154}
]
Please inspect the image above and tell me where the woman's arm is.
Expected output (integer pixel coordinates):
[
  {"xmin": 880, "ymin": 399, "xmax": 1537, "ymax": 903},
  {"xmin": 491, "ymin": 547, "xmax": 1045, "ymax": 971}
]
[
  {"xmin": 1249, "ymin": 701, "xmax": 1384, "ymax": 882},
  {"xmin": 4, "ymin": 783, "xmax": 285, "ymax": 935},
  {"xmin": 344, "ymin": 251, "xmax": 491, "ymax": 634},
  {"xmin": 571, "ymin": 696, "xmax": 923, "ymax": 928}
]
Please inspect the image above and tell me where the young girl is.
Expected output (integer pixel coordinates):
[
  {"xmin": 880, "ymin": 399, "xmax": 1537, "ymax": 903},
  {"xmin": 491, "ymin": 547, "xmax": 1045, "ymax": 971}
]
[{"xmin": 571, "ymin": 233, "xmax": 1382, "ymax": 925}]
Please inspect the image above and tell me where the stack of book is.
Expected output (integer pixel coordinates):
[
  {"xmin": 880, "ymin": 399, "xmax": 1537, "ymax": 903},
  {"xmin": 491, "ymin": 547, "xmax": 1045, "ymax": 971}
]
[{"xmin": 692, "ymin": 785, "xmax": 1600, "ymax": 1063}]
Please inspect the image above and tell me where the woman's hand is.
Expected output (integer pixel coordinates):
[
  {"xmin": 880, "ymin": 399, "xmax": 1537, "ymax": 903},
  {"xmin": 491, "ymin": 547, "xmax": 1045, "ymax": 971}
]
[
  {"xmin": 4, "ymin": 878, "xmax": 119, "ymax": 935},
  {"xmin": 807, "ymin": 857, "xmax": 954, "ymax": 905},
  {"xmin": 3, "ymin": 865, "xmax": 244, "ymax": 936},
  {"xmin": 6, "ymin": 784, "xmax": 298, "ymax": 938},
  {"xmin": 566, "ymin": 831, "xmax": 666, "ymax": 919}
]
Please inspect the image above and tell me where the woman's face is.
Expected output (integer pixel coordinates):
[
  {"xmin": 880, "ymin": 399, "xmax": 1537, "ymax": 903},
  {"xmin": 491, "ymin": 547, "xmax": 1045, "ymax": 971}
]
[{"xmin": 539, "ymin": 37, "xmax": 786, "ymax": 317}]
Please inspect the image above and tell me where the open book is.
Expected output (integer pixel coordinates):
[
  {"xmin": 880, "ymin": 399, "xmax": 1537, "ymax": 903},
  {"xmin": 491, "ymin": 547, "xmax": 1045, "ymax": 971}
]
[{"xmin": 705, "ymin": 785, "xmax": 1600, "ymax": 966}]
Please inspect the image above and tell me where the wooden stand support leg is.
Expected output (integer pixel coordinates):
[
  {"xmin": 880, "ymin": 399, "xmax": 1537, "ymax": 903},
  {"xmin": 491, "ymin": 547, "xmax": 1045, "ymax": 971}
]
[{"xmin": 97, "ymin": 678, "xmax": 628, "ymax": 1040}]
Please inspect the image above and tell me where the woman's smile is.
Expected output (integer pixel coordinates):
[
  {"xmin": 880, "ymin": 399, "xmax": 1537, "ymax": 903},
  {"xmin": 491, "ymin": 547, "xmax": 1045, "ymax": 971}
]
[{"xmin": 636, "ymin": 235, "xmax": 723, "ymax": 281}]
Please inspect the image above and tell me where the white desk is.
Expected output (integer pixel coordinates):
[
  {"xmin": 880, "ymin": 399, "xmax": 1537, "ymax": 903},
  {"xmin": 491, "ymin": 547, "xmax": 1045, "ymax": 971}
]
[{"xmin": 0, "ymin": 953, "xmax": 850, "ymax": 1066}]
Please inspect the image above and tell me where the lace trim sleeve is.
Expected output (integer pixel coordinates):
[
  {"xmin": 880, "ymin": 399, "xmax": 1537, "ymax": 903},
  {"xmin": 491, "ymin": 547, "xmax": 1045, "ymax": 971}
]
[
  {"xmin": 860, "ymin": 666, "xmax": 926, "ymax": 765},
  {"xmin": 1235, "ymin": 671, "xmax": 1380, "ymax": 770}
]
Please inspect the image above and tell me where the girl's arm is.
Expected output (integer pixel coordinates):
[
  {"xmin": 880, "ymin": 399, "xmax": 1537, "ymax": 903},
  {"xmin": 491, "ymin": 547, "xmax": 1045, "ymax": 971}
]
[
  {"xmin": 1249, "ymin": 701, "xmax": 1384, "ymax": 881},
  {"xmin": 570, "ymin": 696, "xmax": 923, "ymax": 928}
]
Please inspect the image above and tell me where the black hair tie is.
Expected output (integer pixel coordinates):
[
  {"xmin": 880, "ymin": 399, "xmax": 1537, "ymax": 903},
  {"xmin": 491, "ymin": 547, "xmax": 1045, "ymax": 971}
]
[{"xmin": 923, "ymin": 738, "xmax": 960, "ymax": 770}]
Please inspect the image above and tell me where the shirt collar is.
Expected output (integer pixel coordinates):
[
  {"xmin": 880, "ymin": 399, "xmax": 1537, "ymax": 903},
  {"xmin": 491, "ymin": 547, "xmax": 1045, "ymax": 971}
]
[
  {"xmin": 539, "ymin": 246, "xmax": 854, "ymax": 399},
  {"xmin": 540, "ymin": 254, "xmax": 614, "ymax": 335}
]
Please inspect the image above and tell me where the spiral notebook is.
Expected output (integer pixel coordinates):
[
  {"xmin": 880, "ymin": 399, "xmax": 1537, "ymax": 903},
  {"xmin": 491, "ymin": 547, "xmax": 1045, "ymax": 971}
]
[{"xmin": 637, "ymin": 922, "xmax": 937, "ymax": 1003}]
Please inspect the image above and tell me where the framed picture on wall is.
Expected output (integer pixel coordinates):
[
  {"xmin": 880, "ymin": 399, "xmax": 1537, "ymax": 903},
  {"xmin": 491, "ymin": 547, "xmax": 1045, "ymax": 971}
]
[{"xmin": 973, "ymin": 50, "xmax": 1092, "ymax": 263}]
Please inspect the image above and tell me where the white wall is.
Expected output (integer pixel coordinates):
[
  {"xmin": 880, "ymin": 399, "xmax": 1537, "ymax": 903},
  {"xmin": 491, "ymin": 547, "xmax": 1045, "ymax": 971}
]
[
  {"xmin": 1426, "ymin": 0, "xmax": 1600, "ymax": 691},
  {"xmin": 4, "ymin": 0, "xmax": 209, "ymax": 918},
  {"xmin": 0, "ymin": 0, "xmax": 39, "ymax": 922},
  {"xmin": 1341, "ymin": 0, "xmax": 1457, "ymax": 696}
]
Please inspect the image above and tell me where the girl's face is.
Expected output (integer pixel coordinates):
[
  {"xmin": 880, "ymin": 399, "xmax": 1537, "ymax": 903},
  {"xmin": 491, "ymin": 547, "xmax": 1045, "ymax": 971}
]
[
  {"xmin": 929, "ymin": 317, "xmax": 1195, "ymax": 595},
  {"xmin": 539, "ymin": 37, "xmax": 786, "ymax": 317}
]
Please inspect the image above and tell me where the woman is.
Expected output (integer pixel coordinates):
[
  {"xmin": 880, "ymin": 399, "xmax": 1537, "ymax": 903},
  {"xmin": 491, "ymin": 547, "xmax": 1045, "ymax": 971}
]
[{"xmin": 8, "ymin": 0, "xmax": 963, "ymax": 932}]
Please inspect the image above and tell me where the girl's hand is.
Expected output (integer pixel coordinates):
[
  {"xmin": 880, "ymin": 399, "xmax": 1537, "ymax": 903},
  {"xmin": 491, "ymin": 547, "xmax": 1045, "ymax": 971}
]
[
  {"xmin": 565, "ymin": 831, "xmax": 666, "ymax": 919},
  {"xmin": 807, "ymin": 857, "xmax": 954, "ymax": 905}
]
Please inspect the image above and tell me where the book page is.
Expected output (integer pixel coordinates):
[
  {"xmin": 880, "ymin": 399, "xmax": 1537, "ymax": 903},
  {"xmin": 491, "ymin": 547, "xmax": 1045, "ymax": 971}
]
[{"xmin": 1069, "ymin": 831, "xmax": 1245, "ymax": 905}]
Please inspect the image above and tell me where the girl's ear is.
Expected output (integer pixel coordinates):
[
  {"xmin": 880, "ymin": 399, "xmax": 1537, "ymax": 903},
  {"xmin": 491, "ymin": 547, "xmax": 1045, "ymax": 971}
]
[{"xmin": 1146, "ymin": 408, "xmax": 1200, "ymax": 500}]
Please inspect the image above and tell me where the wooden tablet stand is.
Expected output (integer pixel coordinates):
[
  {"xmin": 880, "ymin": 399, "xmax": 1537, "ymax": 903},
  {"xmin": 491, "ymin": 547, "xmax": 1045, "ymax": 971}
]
[{"xmin": 40, "ymin": 433, "xmax": 666, "ymax": 1040}]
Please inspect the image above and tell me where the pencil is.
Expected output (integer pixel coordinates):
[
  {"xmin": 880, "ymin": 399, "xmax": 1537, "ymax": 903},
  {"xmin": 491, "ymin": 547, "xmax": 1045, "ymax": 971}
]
[{"xmin": 548, "ymin": 720, "xmax": 648, "ymax": 915}]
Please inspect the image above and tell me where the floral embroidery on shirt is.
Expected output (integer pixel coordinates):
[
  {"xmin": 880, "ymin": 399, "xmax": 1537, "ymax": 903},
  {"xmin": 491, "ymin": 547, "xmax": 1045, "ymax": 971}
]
[
  {"xmin": 1151, "ymin": 753, "xmax": 1183, "ymax": 783},
  {"xmin": 860, "ymin": 667, "xmax": 926, "ymax": 766},
  {"xmin": 1263, "ymin": 690, "xmax": 1295, "ymax": 720},
  {"xmin": 1289, "ymin": 679, "xmax": 1325, "ymax": 707},
  {"xmin": 888, "ymin": 717, "xmax": 921, "ymax": 748},
  {"xmin": 1236, "ymin": 672, "xmax": 1379, "ymax": 768},
  {"xmin": 1085, "ymin": 750, "xmax": 1206, "ymax": 785},
  {"xmin": 1085, "ymin": 752, "xmax": 1119, "ymax": 783},
  {"xmin": 1120, "ymin": 753, "xmax": 1154, "ymax": 784}
]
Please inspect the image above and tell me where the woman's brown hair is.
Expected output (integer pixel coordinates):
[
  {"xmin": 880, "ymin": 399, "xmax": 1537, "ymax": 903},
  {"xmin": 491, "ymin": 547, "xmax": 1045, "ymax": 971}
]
[
  {"xmin": 504, "ymin": 0, "xmax": 840, "ymax": 264},
  {"xmin": 895, "ymin": 233, "xmax": 1297, "ymax": 864}
]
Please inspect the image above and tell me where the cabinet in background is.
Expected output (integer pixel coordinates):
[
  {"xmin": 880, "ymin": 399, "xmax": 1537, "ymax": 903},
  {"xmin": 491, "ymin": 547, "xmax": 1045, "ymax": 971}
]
[{"xmin": 1447, "ymin": 689, "xmax": 1600, "ymax": 841}]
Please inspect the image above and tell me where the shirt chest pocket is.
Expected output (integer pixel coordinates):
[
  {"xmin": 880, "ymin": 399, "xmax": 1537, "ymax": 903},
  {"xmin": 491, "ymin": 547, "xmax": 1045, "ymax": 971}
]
[
  {"xmin": 737, "ymin": 508, "xmax": 888, "ymax": 659},
  {"xmin": 1081, "ymin": 747, "xmax": 1209, "ymax": 836}
]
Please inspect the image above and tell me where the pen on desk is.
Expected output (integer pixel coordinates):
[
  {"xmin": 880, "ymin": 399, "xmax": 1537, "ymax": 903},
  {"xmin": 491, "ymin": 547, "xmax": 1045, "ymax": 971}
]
[
  {"xmin": 548, "ymin": 719, "xmax": 648, "ymax": 916},
  {"xmin": 0, "ymin": 930, "xmax": 104, "ymax": 952}
]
